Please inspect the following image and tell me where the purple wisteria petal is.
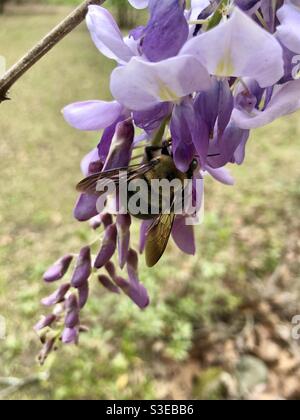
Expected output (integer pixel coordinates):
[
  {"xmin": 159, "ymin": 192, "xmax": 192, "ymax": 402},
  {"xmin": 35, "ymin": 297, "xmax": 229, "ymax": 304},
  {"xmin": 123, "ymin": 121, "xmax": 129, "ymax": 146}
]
[
  {"xmin": 41, "ymin": 283, "xmax": 71, "ymax": 307},
  {"xmin": 232, "ymin": 79, "xmax": 300, "ymax": 129},
  {"xmin": 279, "ymin": 43, "xmax": 295, "ymax": 84},
  {"xmin": 106, "ymin": 252, "xmax": 149, "ymax": 308},
  {"xmin": 89, "ymin": 215, "xmax": 102, "ymax": 230},
  {"xmin": 98, "ymin": 274, "xmax": 120, "ymax": 294},
  {"xmin": 205, "ymin": 166, "xmax": 235, "ymax": 185},
  {"xmin": 78, "ymin": 282, "xmax": 89, "ymax": 309},
  {"xmin": 217, "ymin": 80, "xmax": 234, "ymax": 138},
  {"xmin": 105, "ymin": 261, "xmax": 117, "ymax": 280},
  {"xmin": 172, "ymin": 216, "xmax": 196, "ymax": 255},
  {"xmin": 63, "ymin": 100, "xmax": 123, "ymax": 131},
  {"xmin": 235, "ymin": 0, "xmax": 260, "ymax": 12},
  {"xmin": 94, "ymin": 224, "xmax": 117, "ymax": 269},
  {"xmin": 71, "ymin": 247, "xmax": 92, "ymax": 289},
  {"xmin": 34, "ymin": 314, "xmax": 56, "ymax": 332},
  {"xmin": 192, "ymin": 114, "xmax": 209, "ymax": 168},
  {"xmin": 207, "ymin": 124, "xmax": 250, "ymax": 168},
  {"xmin": 86, "ymin": 6, "xmax": 135, "ymax": 63},
  {"xmin": 101, "ymin": 213, "xmax": 113, "ymax": 228},
  {"xmin": 194, "ymin": 78, "xmax": 219, "ymax": 136},
  {"xmin": 277, "ymin": 3, "xmax": 300, "ymax": 54},
  {"xmin": 181, "ymin": 7, "xmax": 284, "ymax": 87},
  {"xmin": 103, "ymin": 119, "xmax": 135, "ymax": 170},
  {"xmin": 170, "ymin": 98, "xmax": 196, "ymax": 172},
  {"xmin": 194, "ymin": 78, "xmax": 233, "ymax": 159},
  {"xmin": 65, "ymin": 294, "xmax": 80, "ymax": 328},
  {"xmin": 62, "ymin": 327, "xmax": 78, "ymax": 344},
  {"xmin": 128, "ymin": 0, "xmax": 149, "ymax": 9},
  {"xmin": 142, "ymin": 0, "xmax": 189, "ymax": 62},
  {"xmin": 43, "ymin": 255, "xmax": 73, "ymax": 283},
  {"xmin": 133, "ymin": 102, "xmax": 172, "ymax": 133},
  {"xmin": 126, "ymin": 249, "xmax": 150, "ymax": 309},
  {"xmin": 129, "ymin": 26, "xmax": 145, "ymax": 40},
  {"xmin": 73, "ymin": 194, "xmax": 98, "ymax": 222},
  {"xmin": 97, "ymin": 113, "xmax": 128, "ymax": 162},
  {"xmin": 81, "ymin": 148, "xmax": 100, "ymax": 176},
  {"xmin": 235, "ymin": 90, "xmax": 258, "ymax": 113},
  {"xmin": 260, "ymin": 0, "xmax": 275, "ymax": 33},
  {"xmin": 110, "ymin": 55, "xmax": 211, "ymax": 111},
  {"xmin": 234, "ymin": 134, "xmax": 249, "ymax": 165}
]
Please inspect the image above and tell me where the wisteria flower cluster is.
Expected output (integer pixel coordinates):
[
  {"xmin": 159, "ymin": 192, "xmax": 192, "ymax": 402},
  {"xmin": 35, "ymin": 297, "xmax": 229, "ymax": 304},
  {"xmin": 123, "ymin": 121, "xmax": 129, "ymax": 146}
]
[{"xmin": 36, "ymin": 0, "xmax": 300, "ymax": 363}]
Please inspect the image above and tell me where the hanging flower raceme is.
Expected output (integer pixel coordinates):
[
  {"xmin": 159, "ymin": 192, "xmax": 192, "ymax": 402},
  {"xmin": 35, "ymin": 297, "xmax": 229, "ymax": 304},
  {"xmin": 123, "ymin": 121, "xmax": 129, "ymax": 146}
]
[{"xmin": 37, "ymin": 0, "xmax": 300, "ymax": 362}]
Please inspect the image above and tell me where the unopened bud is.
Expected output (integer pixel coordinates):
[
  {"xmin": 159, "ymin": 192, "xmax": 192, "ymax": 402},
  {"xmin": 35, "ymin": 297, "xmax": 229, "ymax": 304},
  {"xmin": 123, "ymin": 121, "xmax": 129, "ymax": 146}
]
[
  {"xmin": 94, "ymin": 224, "xmax": 117, "ymax": 269},
  {"xmin": 43, "ymin": 255, "xmax": 73, "ymax": 283}
]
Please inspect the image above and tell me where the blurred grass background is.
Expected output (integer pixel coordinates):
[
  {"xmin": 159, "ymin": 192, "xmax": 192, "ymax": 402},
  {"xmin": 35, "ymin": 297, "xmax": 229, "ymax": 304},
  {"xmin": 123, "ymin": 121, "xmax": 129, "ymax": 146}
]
[{"xmin": 0, "ymin": 2, "xmax": 300, "ymax": 400}]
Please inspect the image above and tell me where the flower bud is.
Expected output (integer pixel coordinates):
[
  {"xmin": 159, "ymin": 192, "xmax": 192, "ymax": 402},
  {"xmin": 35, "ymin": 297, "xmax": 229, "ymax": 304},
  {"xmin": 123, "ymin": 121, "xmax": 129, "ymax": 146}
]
[
  {"xmin": 41, "ymin": 283, "xmax": 70, "ymax": 307},
  {"xmin": 43, "ymin": 255, "xmax": 73, "ymax": 283},
  {"xmin": 65, "ymin": 311, "xmax": 80, "ymax": 329},
  {"xmin": 65, "ymin": 294, "xmax": 80, "ymax": 328},
  {"xmin": 101, "ymin": 213, "xmax": 113, "ymax": 228},
  {"xmin": 74, "ymin": 194, "xmax": 98, "ymax": 222},
  {"xmin": 127, "ymin": 250, "xmax": 150, "ymax": 309},
  {"xmin": 78, "ymin": 282, "xmax": 89, "ymax": 309},
  {"xmin": 71, "ymin": 246, "xmax": 91, "ymax": 289},
  {"xmin": 116, "ymin": 214, "xmax": 131, "ymax": 269},
  {"xmin": 114, "ymin": 272, "xmax": 150, "ymax": 310},
  {"xmin": 34, "ymin": 314, "xmax": 56, "ymax": 332},
  {"xmin": 62, "ymin": 327, "xmax": 78, "ymax": 345},
  {"xmin": 88, "ymin": 160, "xmax": 103, "ymax": 174},
  {"xmin": 98, "ymin": 274, "xmax": 120, "ymax": 294},
  {"xmin": 105, "ymin": 261, "xmax": 117, "ymax": 280},
  {"xmin": 94, "ymin": 224, "xmax": 117, "ymax": 269},
  {"xmin": 89, "ymin": 215, "xmax": 102, "ymax": 230},
  {"xmin": 127, "ymin": 248, "xmax": 138, "ymax": 275}
]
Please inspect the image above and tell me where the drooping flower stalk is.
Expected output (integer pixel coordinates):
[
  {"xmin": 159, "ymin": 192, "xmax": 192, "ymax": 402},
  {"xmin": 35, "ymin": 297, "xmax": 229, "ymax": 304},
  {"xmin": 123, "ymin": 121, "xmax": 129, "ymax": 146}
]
[{"xmin": 37, "ymin": 0, "xmax": 300, "ymax": 362}]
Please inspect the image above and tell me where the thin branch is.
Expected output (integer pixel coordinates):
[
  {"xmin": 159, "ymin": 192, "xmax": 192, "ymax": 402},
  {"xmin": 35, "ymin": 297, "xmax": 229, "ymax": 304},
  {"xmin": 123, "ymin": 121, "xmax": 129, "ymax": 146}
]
[{"xmin": 0, "ymin": 0, "xmax": 106, "ymax": 103}]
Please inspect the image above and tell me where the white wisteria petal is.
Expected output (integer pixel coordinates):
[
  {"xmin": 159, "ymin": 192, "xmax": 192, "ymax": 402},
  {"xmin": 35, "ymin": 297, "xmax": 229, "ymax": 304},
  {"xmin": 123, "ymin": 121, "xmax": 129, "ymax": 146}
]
[
  {"xmin": 86, "ymin": 6, "xmax": 135, "ymax": 63},
  {"xmin": 110, "ymin": 56, "xmax": 211, "ymax": 111},
  {"xmin": 181, "ymin": 7, "xmax": 284, "ymax": 87},
  {"xmin": 232, "ymin": 79, "xmax": 300, "ymax": 129},
  {"xmin": 277, "ymin": 3, "xmax": 300, "ymax": 54},
  {"xmin": 128, "ymin": 0, "xmax": 149, "ymax": 9}
]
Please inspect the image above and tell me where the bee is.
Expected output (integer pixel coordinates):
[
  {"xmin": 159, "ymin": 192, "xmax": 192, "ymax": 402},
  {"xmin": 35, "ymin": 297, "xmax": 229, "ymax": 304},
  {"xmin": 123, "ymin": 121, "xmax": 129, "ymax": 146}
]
[{"xmin": 77, "ymin": 142, "xmax": 198, "ymax": 267}]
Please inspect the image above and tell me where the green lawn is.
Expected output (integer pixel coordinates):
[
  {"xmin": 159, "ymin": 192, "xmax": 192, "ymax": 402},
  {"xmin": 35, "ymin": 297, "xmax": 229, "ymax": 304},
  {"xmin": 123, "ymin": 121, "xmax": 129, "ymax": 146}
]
[{"xmin": 0, "ymin": 6, "xmax": 300, "ymax": 400}]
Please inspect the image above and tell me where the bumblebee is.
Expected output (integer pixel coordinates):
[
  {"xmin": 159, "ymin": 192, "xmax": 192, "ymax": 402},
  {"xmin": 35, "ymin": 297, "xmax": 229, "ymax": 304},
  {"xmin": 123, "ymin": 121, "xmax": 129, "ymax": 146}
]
[{"xmin": 77, "ymin": 142, "xmax": 197, "ymax": 267}]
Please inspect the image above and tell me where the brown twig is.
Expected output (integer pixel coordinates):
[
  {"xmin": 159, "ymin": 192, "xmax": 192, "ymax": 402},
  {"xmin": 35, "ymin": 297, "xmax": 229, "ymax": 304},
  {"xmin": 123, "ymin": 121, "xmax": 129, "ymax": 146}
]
[{"xmin": 0, "ymin": 0, "xmax": 106, "ymax": 103}]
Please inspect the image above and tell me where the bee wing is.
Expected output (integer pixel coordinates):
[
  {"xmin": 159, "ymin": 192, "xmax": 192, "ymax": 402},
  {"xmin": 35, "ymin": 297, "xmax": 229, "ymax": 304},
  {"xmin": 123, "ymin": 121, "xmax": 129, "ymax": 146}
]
[
  {"xmin": 145, "ymin": 211, "xmax": 175, "ymax": 268},
  {"xmin": 76, "ymin": 160, "xmax": 158, "ymax": 195}
]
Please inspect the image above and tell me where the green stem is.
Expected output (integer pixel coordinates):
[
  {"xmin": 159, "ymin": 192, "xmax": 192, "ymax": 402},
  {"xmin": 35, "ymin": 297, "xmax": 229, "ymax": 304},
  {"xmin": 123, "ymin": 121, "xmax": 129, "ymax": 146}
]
[{"xmin": 151, "ymin": 116, "xmax": 170, "ymax": 147}]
